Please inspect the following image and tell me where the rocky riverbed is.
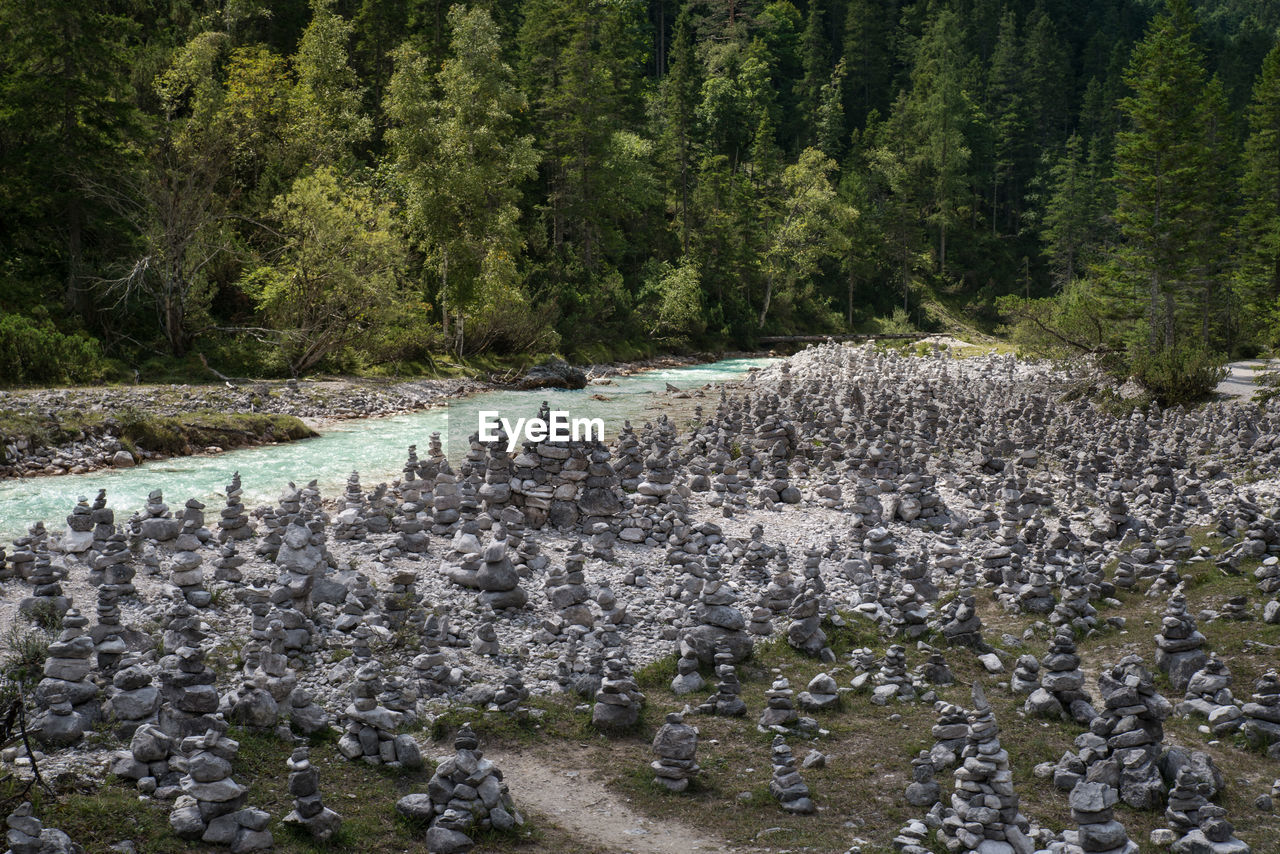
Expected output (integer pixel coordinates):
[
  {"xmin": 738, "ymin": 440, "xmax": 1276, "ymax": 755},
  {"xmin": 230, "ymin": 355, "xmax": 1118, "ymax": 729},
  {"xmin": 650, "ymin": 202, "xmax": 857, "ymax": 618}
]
[
  {"xmin": 1, "ymin": 342, "xmax": 1279, "ymax": 854},
  {"xmin": 0, "ymin": 354, "xmax": 736, "ymax": 480}
]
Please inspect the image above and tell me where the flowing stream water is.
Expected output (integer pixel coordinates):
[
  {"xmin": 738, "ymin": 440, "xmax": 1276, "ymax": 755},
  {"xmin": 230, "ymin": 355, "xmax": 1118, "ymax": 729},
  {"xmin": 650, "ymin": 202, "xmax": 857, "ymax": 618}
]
[{"xmin": 0, "ymin": 357, "xmax": 776, "ymax": 541}]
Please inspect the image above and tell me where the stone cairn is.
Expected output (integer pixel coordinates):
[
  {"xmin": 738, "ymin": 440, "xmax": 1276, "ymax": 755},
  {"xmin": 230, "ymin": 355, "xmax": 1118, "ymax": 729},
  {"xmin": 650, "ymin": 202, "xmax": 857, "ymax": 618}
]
[
  {"xmin": 170, "ymin": 520, "xmax": 210, "ymax": 606},
  {"xmin": 218, "ymin": 472, "xmax": 253, "ymax": 542},
  {"xmin": 1053, "ymin": 655, "xmax": 1170, "ymax": 810},
  {"xmin": 104, "ymin": 657, "xmax": 160, "ymax": 738},
  {"xmin": 758, "ymin": 673, "xmax": 799, "ymax": 732},
  {"xmin": 1155, "ymin": 592, "xmax": 1208, "ymax": 694},
  {"xmin": 1060, "ymin": 780, "xmax": 1138, "ymax": 854},
  {"xmin": 281, "ymin": 746, "xmax": 342, "ymax": 842},
  {"xmin": 19, "ymin": 532, "xmax": 68, "ymax": 618},
  {"xmin": 396, "ymin": 724, "xmax": 524, "ymax": 854},
  {"xmin": 1241, "ymin": 669, "xmax": 1280, "ymax": 755},
  {"xmin": 139, "ymin": 488, "xmax": 180, "ymax": 541},
  {"xmin": 337, "ymin": 661, "xmax": 423, "ymax": 768},
  {"xmin": 769, "ymin": 736, "xmax": 815, "ymax": 814},
  {"xmin": 168, "ymin": 728, "xmax": 273, "ymax": 851},
  {"xmin": 939, "ymin": 682, "xmax": 1033, "ymax": 854},
  {"xmin": 696, "ymin": 645, "xmax": 747, "ymax": 716},
  {"xmin": 62, "ymin": 495, "xmax": 94, "ymax": 555},
  {"xmin": 1025, "ymin": 631, "xmax": 1097, "ymax": 725},
  {"xmin": 32, "ymin": 609, "xmax": 96, "ymax": 749},
  {"xmin": 651, "ymin": 712, "xmax": 700, "ymax": 792},
  {"xmin": 679, "ymin": 557, "xmax": 752, "ymax": 665},
  {"xmin": 1178, "ymin": 654, "xmax": 1243, "ymax": 736},
  {"xmin": 3, "ymin": 802, "xmax": 82, "ymax": 854},
  {"xmin": 797, "ymin": 672, "xmax": 840, "ymax": 712},
  {"xmin": 591, "ymin": 651, "xmax": 643, "ymax": 731}
]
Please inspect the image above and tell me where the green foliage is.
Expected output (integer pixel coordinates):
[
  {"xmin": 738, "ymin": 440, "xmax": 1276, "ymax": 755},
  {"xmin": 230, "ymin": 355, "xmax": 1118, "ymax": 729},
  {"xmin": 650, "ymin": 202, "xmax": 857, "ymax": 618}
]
[
  {"xmin": 243, "ymin": 167, "xmax": 405, "ymax": 375},
  {"xmin": 1, "ymin": 624, "xmax": 51, "ymax": 685},
  {"xmin": 1127, "ymin": 343, "xmax": 1229, "ymax": 406},
  {"xmin": 639, "ymin": 260, "xmax": 706, "ymax": 342},
  {"xmin": 0, "ymin": 314, "xmax": 108, "ymax": 386},
  {"xmin": 1, "ymin": 0, "xmax": 1279, "ymax": 377}
]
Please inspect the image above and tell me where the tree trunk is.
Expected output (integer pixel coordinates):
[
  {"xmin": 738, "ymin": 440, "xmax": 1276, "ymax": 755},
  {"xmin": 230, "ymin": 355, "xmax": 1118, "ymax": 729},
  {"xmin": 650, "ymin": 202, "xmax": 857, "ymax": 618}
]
[{"xmin": 758, "ymin": 274, "xmax": 775, "ymax": 328}]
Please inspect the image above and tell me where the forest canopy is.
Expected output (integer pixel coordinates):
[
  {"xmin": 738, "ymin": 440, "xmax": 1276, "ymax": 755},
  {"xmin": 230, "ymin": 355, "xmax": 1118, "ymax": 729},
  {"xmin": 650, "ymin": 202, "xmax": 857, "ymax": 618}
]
[{"xmin": 1, "ymin": 0, "xmax": 1278, "ymax": 387}]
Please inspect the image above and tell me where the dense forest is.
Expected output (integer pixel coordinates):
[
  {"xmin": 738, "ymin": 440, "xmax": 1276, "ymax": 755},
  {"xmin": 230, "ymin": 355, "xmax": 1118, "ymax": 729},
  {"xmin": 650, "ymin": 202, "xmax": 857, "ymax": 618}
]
[{"xmin": 1, "ymin": 0, "xmax": 1279, "ymax": 389}]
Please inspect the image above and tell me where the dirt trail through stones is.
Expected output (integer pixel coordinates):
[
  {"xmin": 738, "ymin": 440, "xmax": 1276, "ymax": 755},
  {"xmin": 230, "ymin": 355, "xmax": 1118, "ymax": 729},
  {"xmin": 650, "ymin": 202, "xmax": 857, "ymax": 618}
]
[{"xmin": 486, "ymin": 746, "xmax": 750, "ymax": 854}]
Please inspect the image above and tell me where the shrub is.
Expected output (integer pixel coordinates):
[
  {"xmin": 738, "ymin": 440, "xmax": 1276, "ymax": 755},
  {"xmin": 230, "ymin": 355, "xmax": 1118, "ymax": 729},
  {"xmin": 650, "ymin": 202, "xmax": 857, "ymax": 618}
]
[
  {"xmin": 1127, "ymin": 343, "xmax": 1228, "ymax": 406},
  {"xmin": 1, "ymin": 624, "xmax": 51, "ymax": 685},
  {"xmin": 0, "ymin": 313, "xmax": 108, "ymax": 386}
]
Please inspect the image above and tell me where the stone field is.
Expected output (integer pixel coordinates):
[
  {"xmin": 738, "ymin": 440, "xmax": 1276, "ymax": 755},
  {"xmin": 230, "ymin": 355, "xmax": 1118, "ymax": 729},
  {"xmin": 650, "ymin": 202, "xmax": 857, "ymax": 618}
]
[{"xmin": 2, "ymin": 342, "xmax": 1280, "ymax": 854}]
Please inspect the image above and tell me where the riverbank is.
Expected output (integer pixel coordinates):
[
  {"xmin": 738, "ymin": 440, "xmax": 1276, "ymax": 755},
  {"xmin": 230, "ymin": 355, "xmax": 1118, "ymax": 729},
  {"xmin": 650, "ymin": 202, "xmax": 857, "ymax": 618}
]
[{"xmin": 0, "ymin": 351, "xmax": 765, "ymax": 480}]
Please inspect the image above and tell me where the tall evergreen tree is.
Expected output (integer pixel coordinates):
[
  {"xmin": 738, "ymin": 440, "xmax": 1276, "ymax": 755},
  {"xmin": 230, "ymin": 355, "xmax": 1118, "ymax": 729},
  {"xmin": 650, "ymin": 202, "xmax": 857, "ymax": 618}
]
[
  {"xmin": 387, "ymin": 5, "xmax": 539, "ymax": 353},
  {"xmin": 1238, "ymin": 42, "xmax": 1280, "ymax": 341},
  {"xmin": 1111, "ymin": 0, "xmax": 1211, "ymax": 350}
]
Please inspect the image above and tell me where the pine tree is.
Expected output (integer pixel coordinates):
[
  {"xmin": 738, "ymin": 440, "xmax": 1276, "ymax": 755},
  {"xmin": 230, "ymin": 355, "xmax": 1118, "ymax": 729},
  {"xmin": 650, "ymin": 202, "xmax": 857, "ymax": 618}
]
[
  {"xmin": 1238, "ymin": 42, "xmax": 1280, "ymax": 340},
  {"xmin": 1111, "ymin": 0, "xmax": 1210, "ymax": 350},
  {"xmin": 986, "ymin": 9, "xmax": 1029, "ymax": 237},
  {"xmin": 841, "ymin": 0, "xmax": 897, "ymax": 132},
  {"xmin": 655, "ymin": 6, "xmax": 703, "ymax": 253},
  {"xmin": 288, "ymin": 0, "xmax": 371, "ymax": 170},
  {"xmin": 386, "ymin": 5, "xmax": 539, "ymax": 354},
  {"xmin": 1043, "ymin": 134, "xmax": 1101, "ymax": 288}
]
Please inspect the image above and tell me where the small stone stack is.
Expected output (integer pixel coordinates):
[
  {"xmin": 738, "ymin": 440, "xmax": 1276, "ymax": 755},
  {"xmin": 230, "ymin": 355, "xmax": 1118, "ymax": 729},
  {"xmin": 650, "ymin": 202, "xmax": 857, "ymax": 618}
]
[
  {"xmin": 938, "ymin": 594, "xmax": 984, "ymax": 648},
  {"xmin": 591, "ymin": 652, "xmax": 643, "ymax": 731},
  {"xmin": 431, "ymin": 468, "xmax": 462, "ymax": 535},
  {"xmin": 62, "ymin": 495, "xmax": 94, "ymax": 554},
  {"xmin": 1056, "ymin": 655, "xmax": 1171, "ymax": 810},
  {"xmin": 758, "ymin": 673, "xmax": 799, "ymax": 732},
  {"xmin": 1155, "ymin": 592, "xmax": 1208, "ymax": 693},
  {"xmin": 904, "ymin": 749, "xmax": 941, "ymax": 807},
  {"xmin": 219, "ymin": 472, "xmax": 253, "ymax": 542},
  {"xmin": 211, "ymin": 542, "xmax": 245, "ymax": 583},
  {"xmin": 1242, "ymin": 669, "xmax": 1280, "ymax": 753},
  {"xmin": 19, "ymin": 535, "xmax": 69, "ymax": 619},
  {"xmin": 33, "ymin": 609, "xmax": 96, "ymax": 746},
  {"xmin": 940, "ymin": 682, "xmax": 1032, "ymax": 854},
  {"xmin": 338, "ymin": 662, "xmax": 423, "ymax": 768},
  {"xmin": 282, "ymin": 746, "xmax": 342, "ymax": 841},
  {"xmin": 104, "ymin": 658, "xmax": 160, "ymax": 738},
  {"xmin": 332, "ymin": 472, "xmax": 368, "ymax": 541},
  {"xmin": 544, "ymin": 545, "xmax": 594, "ymax": 631},
  {"xmin": 680, "ymin": 559, "xmax": 752, "ymax": 665},
  {"xmin": 170, "ymin": 520, "xmax": 210, "ymax": 606},
  {"xmin": 697, "ymin": 646, "xmax": 747, "ymax": 717},
  {"xmin": 769, "ymin": 736, "xmax": 815, "ymax": 814},
  {"xmin": 1062, "ymin": 780, "xmax": 1138, "ymax": 854},
  {"xmin": 1170, "ymin": 804, "xmax": 1252, "ymax": 854},
  {"xmin": 1026, "ymin": 631, "xmax": 1097, "ymax": 725},
  {"xmin": 492, "ymin": 668, "xmax": 528, "ymax": 714},
  {"xmin": 872, "ymin": 644, "xmax": 917, "ymax": 704},
  {"xmin": 786, "ymin": 578, "xmax": 832, "ymax": 661},
  {"xmin": 797, "ymin": 672, "xmax": 840, "ymax": 712},
  {"xmin": 169, "ymin": 728, "xmax": 273, "ymax": 851},
  {"xmin": 1179, "ymin": 655, "xmax": 1243, "ymax": 735},
  {"xmin": 476, "ymin": 537, "xmax": 527, "ymax": 610},
  {"xmin": 396, "ymin": 724, "xmax": 523, "ymax": 853},
  {"xmin": 651, "ymin": 712, "xmax": 699, "ymax": 792},
  {"xmin": 1011, "ymin": 655, "xmax": 1040, "ymax": 695},
  {"xmin": 158, "ymin": 644, "xmax": 222, "ymax": 739},
  {"xmin": 3, "ymin": 803, "xmax": 82, "ymax": 854},
  {"xmin": 140, "ymin": 489, "xmax": 180, "ymax": 541},
  {"xmin": 1163, "ymin": 764, "xmax": 1213, "ymax": 838}
]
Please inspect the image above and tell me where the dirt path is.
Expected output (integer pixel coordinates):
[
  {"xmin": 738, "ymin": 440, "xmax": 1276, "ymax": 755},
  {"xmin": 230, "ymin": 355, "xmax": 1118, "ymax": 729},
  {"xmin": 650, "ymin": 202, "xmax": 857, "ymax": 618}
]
[{"xmin": 486, "ymin": 746, "xmax": 747, "ymax": 854}]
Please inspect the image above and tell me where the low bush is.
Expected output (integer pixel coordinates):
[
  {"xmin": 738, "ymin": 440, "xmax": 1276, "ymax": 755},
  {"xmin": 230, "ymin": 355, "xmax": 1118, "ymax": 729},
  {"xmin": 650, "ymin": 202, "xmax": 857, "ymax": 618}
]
[
  {"xmin": 0, "ymin": 313, "xmax": 108, "ymax": 386},
  {"xmin": 1127, "ymin": 343, "xmax": 1228, "ymax": 406}
]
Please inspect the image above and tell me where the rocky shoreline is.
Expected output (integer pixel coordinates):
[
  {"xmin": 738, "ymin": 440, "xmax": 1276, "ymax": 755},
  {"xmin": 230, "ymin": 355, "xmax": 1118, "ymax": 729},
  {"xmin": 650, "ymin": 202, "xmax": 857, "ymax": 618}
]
[{"xmin": 0, "ymin": 352, "xmax": 758, "ymax": 481}]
